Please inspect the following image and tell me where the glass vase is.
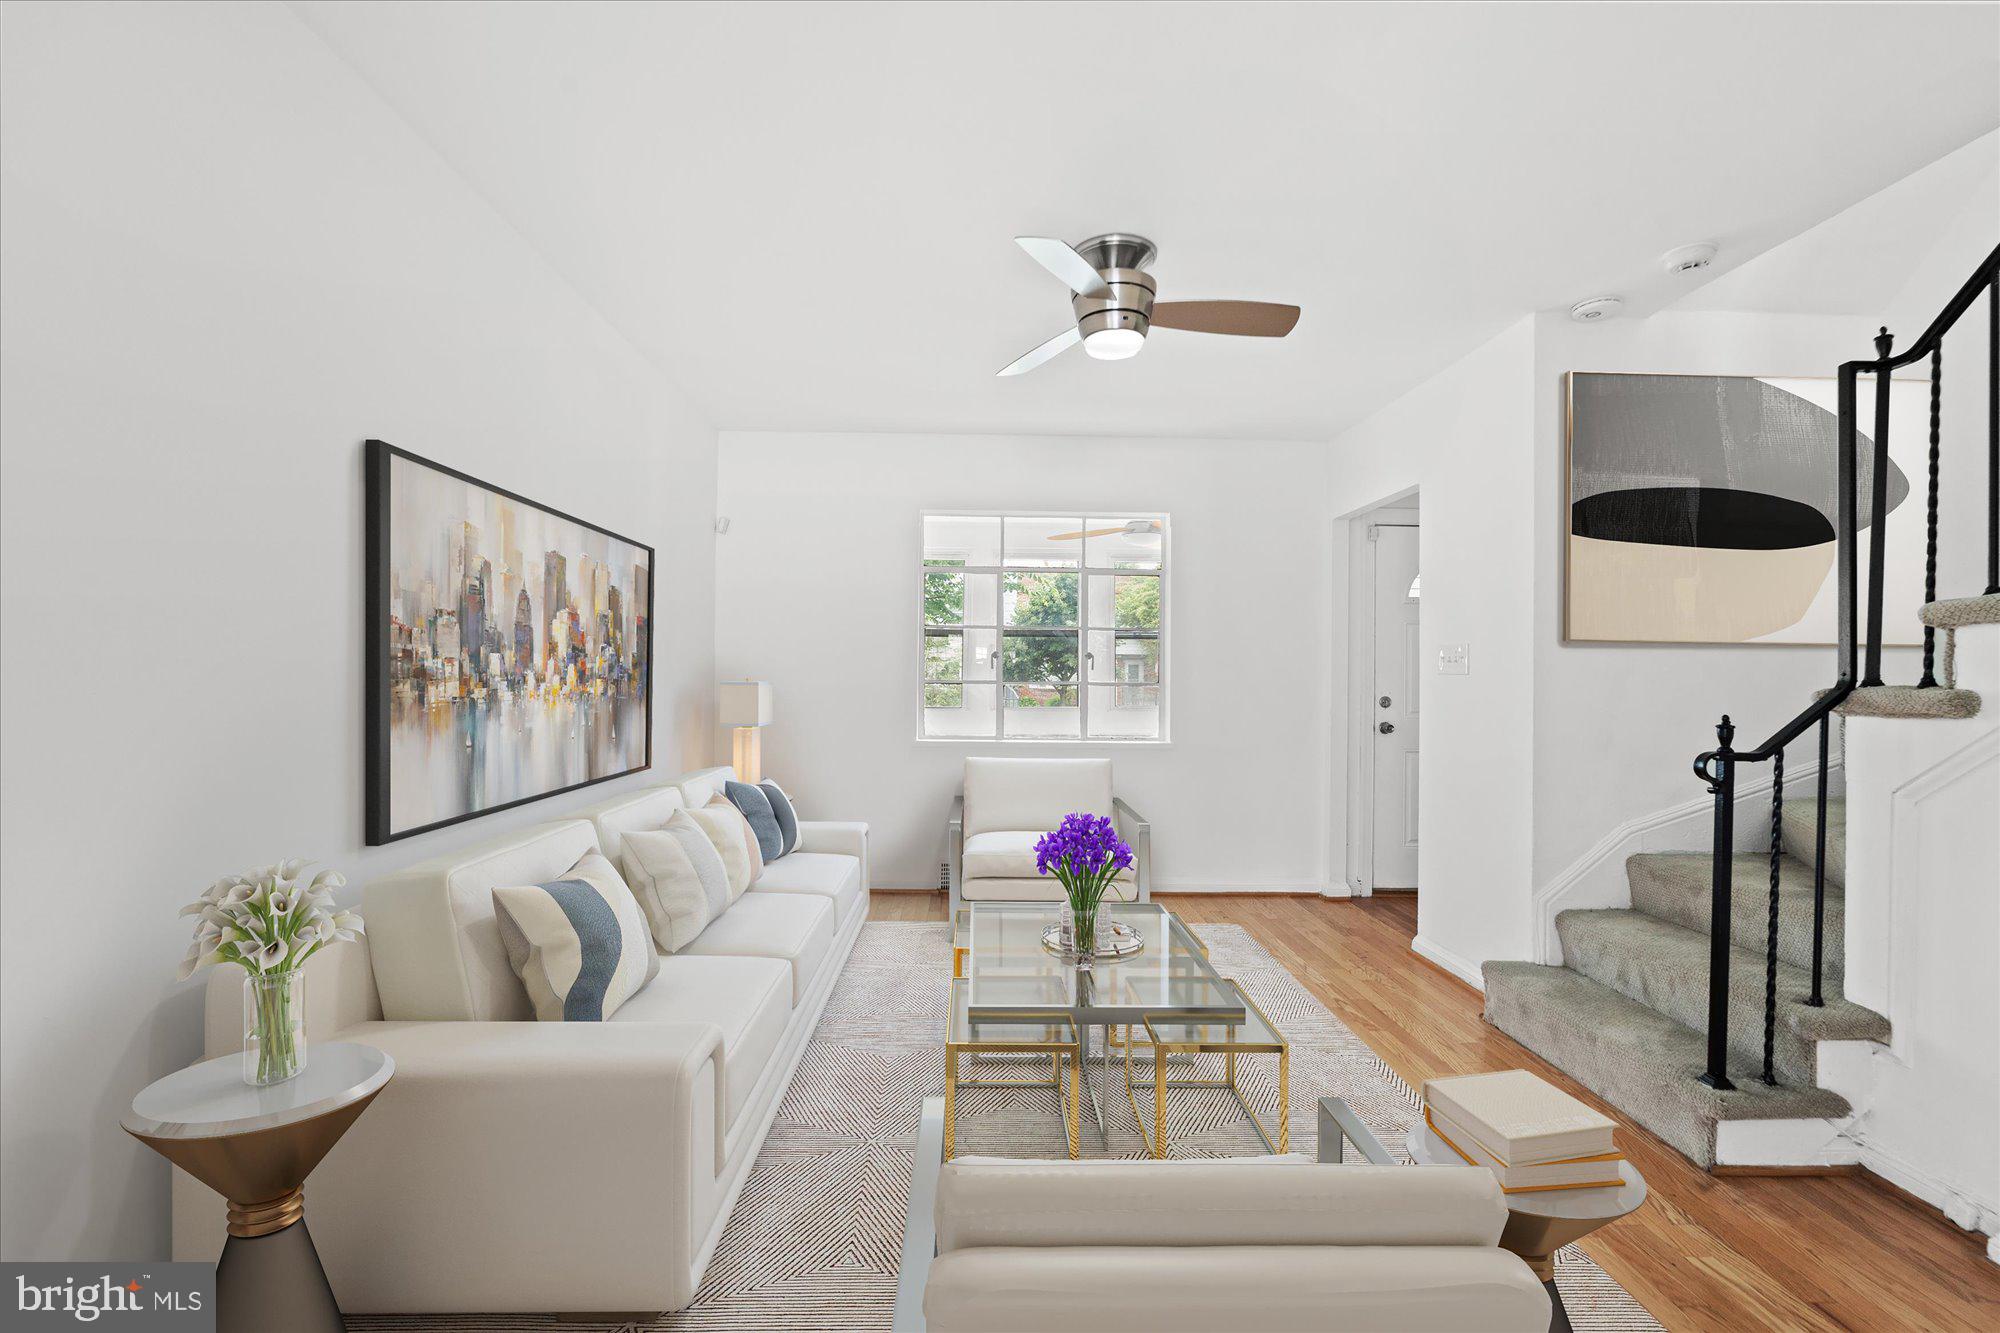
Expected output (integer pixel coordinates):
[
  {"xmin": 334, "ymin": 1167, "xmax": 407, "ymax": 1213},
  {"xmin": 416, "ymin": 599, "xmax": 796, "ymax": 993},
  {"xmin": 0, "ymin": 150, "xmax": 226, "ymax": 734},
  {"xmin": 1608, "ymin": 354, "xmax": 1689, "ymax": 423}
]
[
  {"xmin": 244, "ymin": 970, "xmax": 306, "ymax": 1087},
  {"xmin": 1069, "ymin": 902, "xmax": 1099, "ymax": 970}
]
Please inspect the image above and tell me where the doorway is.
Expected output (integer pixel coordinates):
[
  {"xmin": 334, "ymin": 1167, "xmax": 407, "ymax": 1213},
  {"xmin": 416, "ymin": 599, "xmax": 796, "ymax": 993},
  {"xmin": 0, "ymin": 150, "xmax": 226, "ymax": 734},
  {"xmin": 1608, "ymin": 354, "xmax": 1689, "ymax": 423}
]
[{"xmin": 1344, "ymin": 495, "xmax": 1419, "ymax": 894}]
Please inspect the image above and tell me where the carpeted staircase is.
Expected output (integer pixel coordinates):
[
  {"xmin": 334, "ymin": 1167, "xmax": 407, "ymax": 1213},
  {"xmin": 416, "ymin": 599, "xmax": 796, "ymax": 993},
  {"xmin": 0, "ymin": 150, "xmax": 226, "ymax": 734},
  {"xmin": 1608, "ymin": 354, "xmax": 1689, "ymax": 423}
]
[
  {"xmin": 1484, "ymin": 797, "xmax": 1890, "ymax": 1168},
  {"xmin": 1486, "ymin": 592, "xmax": 1996, "ymax": 1168}
]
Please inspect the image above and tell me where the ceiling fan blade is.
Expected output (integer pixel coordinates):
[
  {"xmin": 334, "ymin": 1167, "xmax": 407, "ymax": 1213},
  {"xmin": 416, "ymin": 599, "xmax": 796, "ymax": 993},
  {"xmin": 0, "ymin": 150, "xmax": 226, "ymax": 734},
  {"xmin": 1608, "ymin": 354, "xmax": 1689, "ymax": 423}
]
[
  {"xmin": 1150, "ymin": 300, "xmax": 1301, "ymax": 337},
  {"xmin": 1047, "ymin": 526, "xmax": 1132, "ymax": 541},
  {"xmin": 1015, "ymin": 237, "xmax": 1111, "ymax": 296},
  {"xmin": 996, "ymin": 325, "xmax": 1082, "ymax": 377}
]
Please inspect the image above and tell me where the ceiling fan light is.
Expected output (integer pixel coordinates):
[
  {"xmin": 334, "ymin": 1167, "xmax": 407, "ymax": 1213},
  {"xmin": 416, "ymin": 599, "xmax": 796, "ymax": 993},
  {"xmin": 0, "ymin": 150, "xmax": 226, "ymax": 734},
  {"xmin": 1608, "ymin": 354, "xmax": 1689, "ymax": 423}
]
[{"xmin": 1082, "ymin": 327, "xmax": 1145, "ymax": 361}]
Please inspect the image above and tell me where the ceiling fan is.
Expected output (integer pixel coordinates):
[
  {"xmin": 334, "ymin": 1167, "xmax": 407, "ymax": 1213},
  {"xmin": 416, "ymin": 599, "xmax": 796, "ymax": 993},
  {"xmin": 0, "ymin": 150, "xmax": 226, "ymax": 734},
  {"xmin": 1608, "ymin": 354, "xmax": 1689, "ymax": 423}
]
[
  {"xmin": 998, "ymin": 233, "xmax": 1300, "ymax": 377},
  {"xmin": 1047, "ymin": 519, "xmax": 1162, "ymax": 542}
]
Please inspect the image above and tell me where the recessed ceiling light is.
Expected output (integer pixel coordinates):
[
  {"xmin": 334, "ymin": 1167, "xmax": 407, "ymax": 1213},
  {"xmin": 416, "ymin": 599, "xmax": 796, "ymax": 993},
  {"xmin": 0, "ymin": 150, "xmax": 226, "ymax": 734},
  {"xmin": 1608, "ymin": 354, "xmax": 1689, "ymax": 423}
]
[
  {"xmin": 1660, "ymin": 242, "xmax": 1720, "ymax": 275},
  {"xmin": 1569, "ymin": 296, "xmax": 1624, "ymax": 323}
]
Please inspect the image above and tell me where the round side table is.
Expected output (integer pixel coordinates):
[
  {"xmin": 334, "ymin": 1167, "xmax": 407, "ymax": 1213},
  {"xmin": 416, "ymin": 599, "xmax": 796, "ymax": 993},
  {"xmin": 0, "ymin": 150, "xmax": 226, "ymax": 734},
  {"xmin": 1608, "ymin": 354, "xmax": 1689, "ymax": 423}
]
[
  {"xmin": 1408, "ymin": 1123, "xmax": 1645, "ymax": 1333},
  {"xmin": 123, "ymin": 1041, "xmax": 392, "ymax": 1333}
]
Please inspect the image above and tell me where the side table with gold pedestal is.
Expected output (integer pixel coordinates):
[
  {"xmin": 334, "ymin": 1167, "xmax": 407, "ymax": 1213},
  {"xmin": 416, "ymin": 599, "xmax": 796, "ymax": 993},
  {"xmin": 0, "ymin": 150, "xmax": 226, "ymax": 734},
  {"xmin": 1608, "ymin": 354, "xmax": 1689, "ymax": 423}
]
[
  {"xmin": 122, "ymin": 1042, "xmax": 393, "ymax": 1333},
  {"xmin": 1408, "ymin": 1122, "xmax": 1645, "ymax": 1333}
]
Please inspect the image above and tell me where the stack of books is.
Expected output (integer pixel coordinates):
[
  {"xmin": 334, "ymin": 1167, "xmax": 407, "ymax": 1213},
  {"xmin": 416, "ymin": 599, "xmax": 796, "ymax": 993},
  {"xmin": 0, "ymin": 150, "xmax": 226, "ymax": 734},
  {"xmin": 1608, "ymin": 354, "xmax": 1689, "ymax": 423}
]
[{"xmin": 1422, "ymin": 1069, "xmax": 1623, "ymax": 1194}]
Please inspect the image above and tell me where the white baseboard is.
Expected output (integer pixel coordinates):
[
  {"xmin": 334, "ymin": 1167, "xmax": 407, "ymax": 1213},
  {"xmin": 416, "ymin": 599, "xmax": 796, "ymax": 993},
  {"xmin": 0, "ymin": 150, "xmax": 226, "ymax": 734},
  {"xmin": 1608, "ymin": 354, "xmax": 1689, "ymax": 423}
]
[
  {"xmin": 1858, "ymin": 1139, "xmax": 2000, "ymax": 1240},
  {"xmin": 1533, "ymin": 759, "xmax": 1843, "ymax": 963},
  {"xmin": 1153, "ymin": 880, "xmax": 1330, "ymax": 895},
  {"xmin": 1412, "ymin": 933, "xmax": 1484, "ymax": 991}
]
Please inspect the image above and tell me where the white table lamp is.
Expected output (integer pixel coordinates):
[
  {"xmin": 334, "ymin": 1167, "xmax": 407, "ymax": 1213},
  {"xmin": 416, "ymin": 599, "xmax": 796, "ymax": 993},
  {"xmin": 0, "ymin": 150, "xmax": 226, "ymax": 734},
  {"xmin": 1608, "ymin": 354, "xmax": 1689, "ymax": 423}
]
[{"xmin": 718, "ymin": 680, "xmax": 772, "ymax": 783}]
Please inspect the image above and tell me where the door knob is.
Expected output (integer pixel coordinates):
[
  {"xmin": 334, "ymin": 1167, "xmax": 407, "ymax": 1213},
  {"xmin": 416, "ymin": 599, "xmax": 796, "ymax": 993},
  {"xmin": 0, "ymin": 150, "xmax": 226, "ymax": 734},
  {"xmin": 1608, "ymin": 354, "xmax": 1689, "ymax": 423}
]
[
  {"xmin": 1378, "ymin": 721, "xmax": 1395, "ymax": 734},
  {"xmin": 1378, "ymin": 695, "xmax": 1392, "ymax": 708}
]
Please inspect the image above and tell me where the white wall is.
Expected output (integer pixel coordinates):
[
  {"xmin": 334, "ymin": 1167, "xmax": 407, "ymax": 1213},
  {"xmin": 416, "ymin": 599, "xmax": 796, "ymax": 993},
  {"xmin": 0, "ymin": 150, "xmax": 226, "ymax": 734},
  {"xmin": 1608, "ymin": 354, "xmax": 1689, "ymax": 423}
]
[
  {"xmin": 1324, "ymin": 320, "xmax": 1540, "ymax": 978},
  {"xmin": 0, "ymin": 2, "xmax": 716, "ymax": 1262},
  {"xmin": 713, "ymin": 432, "xmax": 1333, "ymax": 892},
  {"xmin": 1840, "ymin": 628, "xmax": 1998, "ymax": 1239}
]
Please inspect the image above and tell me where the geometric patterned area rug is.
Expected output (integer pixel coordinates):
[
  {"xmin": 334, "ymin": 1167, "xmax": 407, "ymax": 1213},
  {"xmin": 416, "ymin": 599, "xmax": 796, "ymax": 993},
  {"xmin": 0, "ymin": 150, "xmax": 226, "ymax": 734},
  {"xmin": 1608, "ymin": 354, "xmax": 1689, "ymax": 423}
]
[{"xmin": 351, "ymin": 920, "xmax": 1662, "ymax": 1332}]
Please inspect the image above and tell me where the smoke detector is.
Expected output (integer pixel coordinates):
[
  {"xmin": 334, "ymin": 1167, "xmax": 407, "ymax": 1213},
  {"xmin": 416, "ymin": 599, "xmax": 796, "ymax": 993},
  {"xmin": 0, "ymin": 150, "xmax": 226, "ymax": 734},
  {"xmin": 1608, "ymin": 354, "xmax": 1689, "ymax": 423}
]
[
  {"xmin": 1569, "ymin": 296, "xmax": 1623, "ymax": 323},
  {"xmin": 1660, "ymin": 242, "xmax": 1719, "ymax": 276}
]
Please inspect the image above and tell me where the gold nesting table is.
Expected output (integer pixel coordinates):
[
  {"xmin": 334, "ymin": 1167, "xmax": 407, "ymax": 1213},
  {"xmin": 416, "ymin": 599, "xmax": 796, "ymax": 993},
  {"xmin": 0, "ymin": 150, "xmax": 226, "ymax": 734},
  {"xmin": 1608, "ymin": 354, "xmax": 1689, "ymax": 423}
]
[
  {"xmin": 944, "ymin": 977, "xmax": 1082, "ymax": 1159},
  {"xmin": 1124, "ymin": 978, "xmax": 1290, "ymax": 1158}
]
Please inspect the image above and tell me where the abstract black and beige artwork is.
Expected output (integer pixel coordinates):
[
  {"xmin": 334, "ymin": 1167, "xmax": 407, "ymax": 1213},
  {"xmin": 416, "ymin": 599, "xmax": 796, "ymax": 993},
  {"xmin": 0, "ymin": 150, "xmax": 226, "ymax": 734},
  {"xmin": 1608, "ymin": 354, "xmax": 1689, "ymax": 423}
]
[
  {"xmin": 366, "ymin": 441, "xmax": 652, "ymax": 843},
  {"xmin": 1565, "ymin": 372, "xmax": 1923, "ymax": 645}
]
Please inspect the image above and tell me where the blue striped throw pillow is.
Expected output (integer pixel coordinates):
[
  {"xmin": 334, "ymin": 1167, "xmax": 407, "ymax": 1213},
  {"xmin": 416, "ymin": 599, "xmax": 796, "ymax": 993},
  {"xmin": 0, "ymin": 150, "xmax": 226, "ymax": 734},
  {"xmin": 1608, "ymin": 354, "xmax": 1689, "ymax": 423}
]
[
  {"xmin": 492, "ymin": 851, "xmax": 660, "ymax": 1021},
  {"xmin": 760, "ymin": 781, "xmax": 800, "ymax": 856},
  {"xmin": 726, "ymin": 779, "xmax": 787, "ymax": 861}
]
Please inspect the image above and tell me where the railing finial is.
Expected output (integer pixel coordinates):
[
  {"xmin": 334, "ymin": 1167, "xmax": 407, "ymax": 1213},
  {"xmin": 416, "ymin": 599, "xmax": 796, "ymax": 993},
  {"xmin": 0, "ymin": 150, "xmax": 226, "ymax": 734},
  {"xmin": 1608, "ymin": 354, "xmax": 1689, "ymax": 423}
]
[
  {"xmin": 1874, "ymin": 326, "xmax": 1894, "ymax": 359},
  {"xmin": 1716, "ymin": 714, "xmax": 1735, "ymax": 747}
]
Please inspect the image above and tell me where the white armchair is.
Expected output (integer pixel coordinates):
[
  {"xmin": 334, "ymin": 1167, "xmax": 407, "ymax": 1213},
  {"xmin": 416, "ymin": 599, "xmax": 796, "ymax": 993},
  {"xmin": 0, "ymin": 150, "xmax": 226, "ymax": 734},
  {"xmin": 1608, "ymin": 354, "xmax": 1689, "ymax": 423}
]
[{"xmin": 946, "ymin": 757, "xmax": 1151, "ymax": 913}]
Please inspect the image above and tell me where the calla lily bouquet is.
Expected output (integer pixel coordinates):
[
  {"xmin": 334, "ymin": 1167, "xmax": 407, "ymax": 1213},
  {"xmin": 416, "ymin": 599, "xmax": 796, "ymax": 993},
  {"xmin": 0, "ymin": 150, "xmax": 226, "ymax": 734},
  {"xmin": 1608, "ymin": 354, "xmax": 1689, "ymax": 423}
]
[
  {"xmin": 1034, "ymin": 813, "xmax": 1133, "ymax": 957},
  {"xmin": 179, "ymin": 858, "xmax": 363, "ymax": 981}
]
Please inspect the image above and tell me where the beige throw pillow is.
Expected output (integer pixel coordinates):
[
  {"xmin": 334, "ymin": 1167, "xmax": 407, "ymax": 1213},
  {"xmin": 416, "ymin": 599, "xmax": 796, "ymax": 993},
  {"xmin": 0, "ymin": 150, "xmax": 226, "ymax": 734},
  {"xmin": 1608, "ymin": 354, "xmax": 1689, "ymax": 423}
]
[
  {"xmin": 621, "ymin": 819, "xmax": 731, "ymax": 952},
  {"xmin": 686, "ymin": 803, "xmax": 753, "ymax": 902},
  {"xmin": 707, "ymin": 794, "xmax": 765, "ymax": 882}
]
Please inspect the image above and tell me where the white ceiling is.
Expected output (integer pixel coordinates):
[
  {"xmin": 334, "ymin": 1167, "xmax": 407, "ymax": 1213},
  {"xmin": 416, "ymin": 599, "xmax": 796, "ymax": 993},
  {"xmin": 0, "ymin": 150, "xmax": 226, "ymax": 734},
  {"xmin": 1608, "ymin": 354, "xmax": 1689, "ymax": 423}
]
[
  {"xmin": 1676, "ymin": 131, "xmax": 1999, "ymax": 318},
  {"xmin": 291, "ymin": 1, "xmax": 1999, "ymax": 440}
]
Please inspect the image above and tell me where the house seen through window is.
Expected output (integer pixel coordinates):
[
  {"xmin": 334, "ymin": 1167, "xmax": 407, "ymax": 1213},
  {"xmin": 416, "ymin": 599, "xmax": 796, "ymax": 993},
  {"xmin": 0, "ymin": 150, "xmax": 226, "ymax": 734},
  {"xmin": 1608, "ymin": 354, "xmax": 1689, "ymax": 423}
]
[{"xmin": 921, "ymin": 514, "xmax": 1166, "ymax": 741}]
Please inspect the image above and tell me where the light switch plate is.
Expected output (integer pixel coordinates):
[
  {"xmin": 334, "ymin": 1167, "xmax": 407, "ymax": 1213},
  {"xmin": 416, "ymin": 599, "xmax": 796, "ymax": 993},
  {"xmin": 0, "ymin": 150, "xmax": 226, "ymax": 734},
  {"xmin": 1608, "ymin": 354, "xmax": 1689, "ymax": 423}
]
[{"xmin": 1437, "ymin": 643, "xmax": 1470, "ymax": 675}]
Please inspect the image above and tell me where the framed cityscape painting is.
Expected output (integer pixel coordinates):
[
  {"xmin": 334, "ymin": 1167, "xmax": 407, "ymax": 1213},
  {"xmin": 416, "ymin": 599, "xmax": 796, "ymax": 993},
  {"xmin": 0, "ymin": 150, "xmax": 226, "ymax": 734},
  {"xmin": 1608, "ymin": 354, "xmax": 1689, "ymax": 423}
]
[
  {"xmin": 1563, "ymin": 372, "xmax": 1927, "ymax": 645},
  {"xmin": 366, "ymin": 440, "xmax": 653, "ymax": 843}
]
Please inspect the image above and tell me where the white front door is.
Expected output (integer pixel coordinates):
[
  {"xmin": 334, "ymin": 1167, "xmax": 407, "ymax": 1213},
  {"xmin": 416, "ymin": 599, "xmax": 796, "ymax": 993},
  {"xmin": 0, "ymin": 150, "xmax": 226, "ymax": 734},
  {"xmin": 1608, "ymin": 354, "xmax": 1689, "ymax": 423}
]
[{"xmin": 1371, "ymin": 525, "xmax": 1420, "ymax": 889}]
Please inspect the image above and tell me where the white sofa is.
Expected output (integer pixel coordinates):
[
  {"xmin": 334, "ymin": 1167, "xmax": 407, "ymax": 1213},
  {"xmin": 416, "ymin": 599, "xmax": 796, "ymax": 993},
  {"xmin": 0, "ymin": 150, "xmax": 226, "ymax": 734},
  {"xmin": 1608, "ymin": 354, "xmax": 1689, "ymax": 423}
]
[
  {"xmin": 170, "ymin": 765, "xmax": 868, "ymax": 1317},
  {"xmin": 919, "ymin": 1158, "xmax": 1550, "ymax": 1332},
  {"xmin": 946, "ymin": 757, "xmax": 1151, "ymax": 911}
]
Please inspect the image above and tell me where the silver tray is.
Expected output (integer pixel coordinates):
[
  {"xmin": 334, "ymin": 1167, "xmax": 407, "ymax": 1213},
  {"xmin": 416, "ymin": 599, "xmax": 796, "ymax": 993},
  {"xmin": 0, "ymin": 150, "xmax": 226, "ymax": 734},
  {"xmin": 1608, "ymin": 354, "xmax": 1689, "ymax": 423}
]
[{"xmin": 1040, "ymin": 919, "xmax": 1146, "ymax": 960}]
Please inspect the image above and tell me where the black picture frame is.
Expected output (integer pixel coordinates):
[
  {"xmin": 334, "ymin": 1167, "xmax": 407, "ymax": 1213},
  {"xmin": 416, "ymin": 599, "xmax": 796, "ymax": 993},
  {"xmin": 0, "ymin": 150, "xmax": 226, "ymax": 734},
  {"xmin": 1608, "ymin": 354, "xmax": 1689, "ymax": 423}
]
[{"xmin": 365, "ymin": 439, "xmax": 654, "ymax": 844}]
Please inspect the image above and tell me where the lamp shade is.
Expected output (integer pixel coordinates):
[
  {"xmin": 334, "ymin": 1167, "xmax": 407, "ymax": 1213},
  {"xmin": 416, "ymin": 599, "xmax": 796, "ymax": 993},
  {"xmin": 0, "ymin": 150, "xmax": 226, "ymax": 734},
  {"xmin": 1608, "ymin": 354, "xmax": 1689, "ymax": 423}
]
[{"xmin": 718, "ymin": 680, "xmax": 773, "ymax": 727}]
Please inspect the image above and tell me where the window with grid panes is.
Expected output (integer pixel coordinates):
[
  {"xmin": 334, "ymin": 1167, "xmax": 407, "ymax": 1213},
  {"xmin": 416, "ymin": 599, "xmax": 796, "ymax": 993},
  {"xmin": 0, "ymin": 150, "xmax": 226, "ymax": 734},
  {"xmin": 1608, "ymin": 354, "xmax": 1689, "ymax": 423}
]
[{"xmin": 920, "ymin": 514, "xmax": 1166, "ymax": 741}]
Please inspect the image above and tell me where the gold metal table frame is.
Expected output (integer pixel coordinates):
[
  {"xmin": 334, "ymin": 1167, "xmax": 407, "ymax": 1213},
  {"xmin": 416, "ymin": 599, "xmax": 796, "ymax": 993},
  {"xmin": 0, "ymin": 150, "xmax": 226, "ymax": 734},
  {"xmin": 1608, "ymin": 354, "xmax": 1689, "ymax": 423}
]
[
  {"xmin": 944, "ymin": 978, "xmax": 1082, "ymax": 1160},
  {"xmin": 1124, "ymin": 980, "xmax": 1290, "ymax": 1158}
]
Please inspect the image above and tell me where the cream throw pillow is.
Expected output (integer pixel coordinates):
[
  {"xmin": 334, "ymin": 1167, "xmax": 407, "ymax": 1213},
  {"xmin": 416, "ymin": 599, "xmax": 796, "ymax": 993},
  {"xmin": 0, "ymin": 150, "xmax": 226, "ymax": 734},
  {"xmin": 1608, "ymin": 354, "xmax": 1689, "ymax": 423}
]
[
  {"xmin": 491, "ymin": 851, "xmax": 660, "ymax": 1021},
  {"xmin": 621, "ymin": 819, "xmax": 731, "ymax": 951},
  {"xmin": 686, "ymin": 803, "xmax": 753, "ymax": 901},
  {"xmin": 707, "ymin": 794, "xmax": 765, "ymax": 882}
]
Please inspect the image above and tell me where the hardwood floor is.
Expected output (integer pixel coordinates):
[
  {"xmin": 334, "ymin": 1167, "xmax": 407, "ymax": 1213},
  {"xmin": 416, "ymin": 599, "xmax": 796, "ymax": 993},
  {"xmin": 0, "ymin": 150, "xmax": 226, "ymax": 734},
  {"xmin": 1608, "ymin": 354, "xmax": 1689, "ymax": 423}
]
[{"xmin": 872, "ymin": 889, "xmax": 2000, "ymax": 1331}]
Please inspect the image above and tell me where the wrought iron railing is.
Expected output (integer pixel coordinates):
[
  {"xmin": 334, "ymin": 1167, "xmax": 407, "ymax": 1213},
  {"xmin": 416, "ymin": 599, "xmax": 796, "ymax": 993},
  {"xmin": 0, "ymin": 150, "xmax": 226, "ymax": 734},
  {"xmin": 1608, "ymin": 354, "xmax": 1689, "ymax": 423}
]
[{"xmin": 1690, "ymin": 244, "xmax": 1999, "ymax": 1090}]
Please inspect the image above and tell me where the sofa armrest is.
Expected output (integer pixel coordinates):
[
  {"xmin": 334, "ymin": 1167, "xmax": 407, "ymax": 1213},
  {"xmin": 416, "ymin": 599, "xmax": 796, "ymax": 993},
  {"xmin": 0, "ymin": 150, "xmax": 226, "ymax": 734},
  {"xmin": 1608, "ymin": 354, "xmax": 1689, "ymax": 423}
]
[
  {"xmin": 175, "ymin": 1019, "xmax": 726, "ymax": 1314},
  {"xmin": 946, "ymin": 794, "xmax": 965, "ymax": 910},
  {"xmin": 795, "ymin": 819, "xmax": 870, "ymax": 895},
  {"xmin": 1112, "ymin": 795, "xmax": 1151, "ymax": 901},
  {"xmin": 794, "ymin": 819, "xmax": 865, "ymax": 859}
]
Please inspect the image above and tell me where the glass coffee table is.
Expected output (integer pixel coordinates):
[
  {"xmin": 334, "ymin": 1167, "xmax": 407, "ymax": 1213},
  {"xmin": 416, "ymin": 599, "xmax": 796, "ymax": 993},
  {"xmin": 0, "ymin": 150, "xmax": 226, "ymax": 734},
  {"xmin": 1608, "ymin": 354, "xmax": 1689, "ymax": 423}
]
[{"xmin": 952, "ymin": 901, "xmax": 1243, "ymax": 1144}]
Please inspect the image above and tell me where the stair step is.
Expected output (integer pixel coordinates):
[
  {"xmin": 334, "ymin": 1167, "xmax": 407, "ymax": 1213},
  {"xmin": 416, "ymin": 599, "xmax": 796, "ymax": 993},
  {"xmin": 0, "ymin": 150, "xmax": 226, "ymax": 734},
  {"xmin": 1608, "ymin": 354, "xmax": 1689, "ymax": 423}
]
[
  {"xmin": 1627, "ymin": 852, "xmax": 1844, "ymax": 979},
  {"xmin": 1918, "ymin": 591, "xmax": 2000, "ymax": 627},
  {"xmin": 1818, "ymin": 684, "xmax": 1981, "ymax": 719},
  {"xmin": 1483, "ymin": 961, "xmax": 1853, "ymax": 1169},
  {"xmin": 1556, "ymin": 909, "xmax": 1887, "ymax": 1088},
  {"xmin": 1779, "ymin": 797, "xmax": 1845, "ymax": 890}
]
